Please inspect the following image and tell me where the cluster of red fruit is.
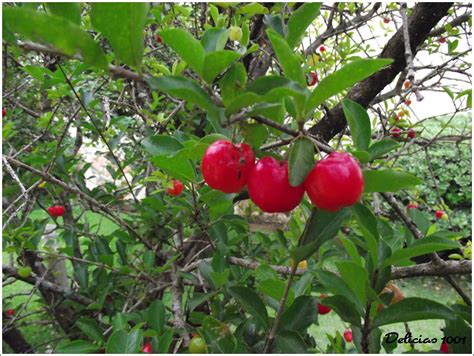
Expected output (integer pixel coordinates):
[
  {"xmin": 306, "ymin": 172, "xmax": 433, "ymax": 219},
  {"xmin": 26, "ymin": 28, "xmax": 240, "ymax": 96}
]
[
  {"xmin": 201, "ymin": 140, "xmax": 364, "ymax": 213},
  {"xmin": 390, "ymin": 127, "xmax": 416, "ymax": 139}
]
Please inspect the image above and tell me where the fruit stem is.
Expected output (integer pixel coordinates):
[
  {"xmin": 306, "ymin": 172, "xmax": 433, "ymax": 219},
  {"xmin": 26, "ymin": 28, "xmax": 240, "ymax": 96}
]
[{"xmin": 262, "ymin": 261, "xmax": 298, "ymax": 353}]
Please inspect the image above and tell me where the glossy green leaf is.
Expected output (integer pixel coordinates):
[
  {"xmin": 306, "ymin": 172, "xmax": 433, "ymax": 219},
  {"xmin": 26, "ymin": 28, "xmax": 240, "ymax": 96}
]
[
  {"xmin": 201, "ymin": 316, "xmax": 237, "ymax": 353},
  {"xmin": 342, "ymin": 99, "xmax": 371, "ymax": 151},
  {"xmin": 56, "ymin": 340, "xmax": 99, "ymax": 354},
  {"xmin": 274, "ymin": 331, "xmax": 307, "ymax": 353},
  {"xmin": 363, "ymin": 169, "xmax": 422, "ymax": 193},
  {"xmin": 147, "ymin": 299, "xmax": 165, "ymax": 334},
  {"xmin": 352, "ymin": 203, "xmax": 379, "ymax": 266},
  {"xmin": 228, "ymin": 286, "xmax": 269, "ymax": 329},
  {"xmin": 237, "ymin": 3, "xmax": 269, "ymax": 15},
  {"xmin": 263, "ymin": 14, "xmax": 285, "ymax": 37},
  {"xmin": 306, "ymin": 59, "xmax": 393, "ymax": 112},
  {"xmin": 368, "ymin": 140, "xmax": 400, "ymax": 160},
  {"xmin": 90, "ymin": 3, "xmax": 148, "ymax": 68},
  {"xmin": 3, "ymin": 8, "xmax": 107, "ymax": 69},
  {"xmin": 267, "ymin": 29, "xmax": 305, "ymax": 87},
  {"xmin": 202, "ymin": 51, "xmax": 240, "ymax": 83},
  {"xmin": 201, "ymin": 28, "xmax": 229, "ymax": 52},
  {"xmin": 46, "ymin": 3, "xmax": 81, "ymax": 25},
  {"xmin": 141, "ymin": 135, "xmax": 184, "ymax": 156},
  {"xmin": 320, "ymin": 295, "xmax": 362, "ymax": 326},
  {"xmin": 146, "ymin": 75, "xmax": 217, "ymax": 114},
  {"xmin": 159, "ymin": 29, "xmax": 205, "ymax": 75},
  {"xmin": 106, "ymin": 329, "xmax": 142, "ymax": 354},
  {"xmin": 288, "ymin": 137, "xmax": 315, "ymax": 186},
  {"xmin": 286, "ymin": 3, "xmax": 321, "ymax": 49},
  {"xmin": 381, "ymin": 236, "xmax": 459, "ymax": 268},
  {"xmin": 279, "ymin": 296, "xmax": 318, "ymax": 332},
  {"xmin": 151, "ymin": 155, "xmax": 196, "ymax": 182},
  {"xmin": 257, "ymin": 279, "xmax": 295, "ymax": 306},
  {"xmin": 218, "ymin": 63, "xmax": 247, "ymax": 105},
  {"xmin": 76, "ymin": 318, "xmax": 104, "ymax": 343},
  {"xmin": 372, "ymin": 297, "xmax": 456, "ymax": 327},
  {"xmin": 336, "ymin": 261, "xmax": 369, "ymax": 305}
]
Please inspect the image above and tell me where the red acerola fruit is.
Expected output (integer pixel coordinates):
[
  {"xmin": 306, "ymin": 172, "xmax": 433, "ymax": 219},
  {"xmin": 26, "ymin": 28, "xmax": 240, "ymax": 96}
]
[
  {"xmin": 404, "ymin": 98, "xmax": 412, "ymax": 105},
  {"xmin": 343, "ymin": 329, "xmax": 353, "ymax": 343},
  {"xmin": 167, "ymin": 179, "xmax": 184, "ymax": 196},
  {"xmin": 435, "ymin": 210, "xmax": 446, "ymax": 219},
  {"xmin": 156, "ymin": 35, "xmax": 163, "ymax": 44},
  {"xmin": 440, "ymin": 341, "xmax": 449, "ymax": 353},
  {"xmin": 383, "ymin": 17, "xmax": 391, "ymax": 24},
  {"xmin": 390, "ymin": 127, "xmax": 402, "ymax": 138},
  {"xmin": 141, "ymin": 342, "xmax": 152, "ymax": 354},
  {"xmin": 407, "ymin": 203, "xmax": 418, "ymax": 209},
  {"xmin": 317, "ymin": 294, "xmax": 332, "ymax": 315},
  {"xmin": 247, "ymin": 157, "xmax": 304, "ymax": 213},
  {"xmin": 2, "ymin": 108, "xmax": 6, "ymax": 117},
  {"xmin": 407, "ymin": 128, "xmax": 416, "ymax": 139},
  {"xmin": 304, "ymin": 152, "xmax": 364, "ymax": 212},
  {"xmin": 319, "ymin": 45, "xmax": 326, "ymax": 52},
  {"xmin": 306, "ymin": 72, "xmax": 318, "ymax": 86},
  {"xmin": 403, "ymin": 80, "xmax": 412, "ymax": 89},
  {"xmin": 6, "ymin": 309, "xmax": 15, "ymax": 316},
  {"xmin": 201, "ymin": 140, "xmax": 255, "ymax": 193},
  {"xmin": 439, "ymin": 36, "xmax": 447, "ymax": 44},
  {"xmin": 47, "ymin": 205, "xmax": 66, "ymax": 217}
]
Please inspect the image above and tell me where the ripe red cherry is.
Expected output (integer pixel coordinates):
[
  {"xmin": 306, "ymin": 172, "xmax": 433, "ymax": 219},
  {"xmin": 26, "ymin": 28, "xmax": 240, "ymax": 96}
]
[
  {"xmin": 2, "ymin": 108, "xmax": 6, "ymax": 117},
  {"xmin": 317, "ymin": 294, "xmax": 332, "ymax": 315},
  {"xmin": 247, "ymin": 157, "xmax": 304, "ymax": 213},
  {"xmin": 47, "ymin": 205, "xmax": 65, "ymax": 217},
  {"xmin": 201, "ymin": 140, "xmax": 255, "ymax": 193},
  {"xmin": 407, "ymin": 128, "xmax": 416, "ymax": 139},
  {"xmin": 435, "ymin": 210, "xmax": 446, "ymax": 219},
  {"xmin": 407, "ymin": 203, "xmax": 418, "ymax": 209},
  {"xmin": 6, "ymin": 309, "xmax": 15, "ymax": 316},
  {"xmin": 141, "ymin": 342, "xmax": 152, "ymax": 354},
  {"xmin": 440, "ymin": 341, "xmax": 449, "ymax": 353},
  {"xmin": 319, "ymin": 45, "xmax": 326, "ymax": 52},
  {"xmin": 156, "ymin": 35, "xmax": 163, "ymax": 44},
  {"xmin": 167, "ymin": 179, "xmax": 184, "ymax": 196},
  {"xmin": 343, "ymin": 329, "xmax": 353, "ymax": 343},
  {"xmin": 404, "ymin": 98, "xmax": 412, "ymax": 105},
  {"xmin": 306, "ymin": 72, "xmax": 318, "ymax": 86},
  {"xmin": 390, "ymin": 127, "xmax": 402, "ymax": 138},
  {"xmin": 304, "ymin": 152, "xmax": 364, "ymax": 212},
  {"xmin": 383, "ymin": 17, "xmax": 390, "ymax": 24},
  {"xmin": 439, "ymin": 36, "xmax": 446, "ymax": 44}
]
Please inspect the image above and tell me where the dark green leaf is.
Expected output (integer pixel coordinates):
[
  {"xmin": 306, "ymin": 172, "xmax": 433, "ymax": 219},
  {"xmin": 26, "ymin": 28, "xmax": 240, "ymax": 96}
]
[
  {"xmin": 106, "ymin": 329, "xmax": 143, "ymax": 354},
  {"xmin": 201, "ymin": 28, "xmax": 229, "ymax": 52},
  {"xmin": 151, "ymin": 155, "xmax": 196, "ymax": 182},
  {"xmin": 274, "ymin": 331, "xmax": 307, "ymax": 353},
  {"xmin": 157, "ymin": 328, "xmax": 174, "ymax": 353},
  {"xmin": 321, "ymin": 295, "xmax": 362, "ymax": 326},
  {"xmin": 46, "ymin": 3, "xmax": 81, "ymax": 25},
  {"xmin": 141, "ymin": 135, "xmax": 184, "ymax": 156},
  {"xmin": 263, "ymin": 14, "xmax": 285, "ymax": 37},
  {"xmin": 201, "ymin": 316, "xmax": 237, "ymax": 353},
  {"xmin": 228, "ymin": 286, "xmax": 269, "ymax": 329},
  {"xmin": 368, "ymin": 140, "xmax": 400, "ymax": 160},
  {"xmin": 335, "ymin": 261, "xmax": 369, "ymax": 305},
  {"xmin": 342, "ymin": 99, "xmax": 371, "ymax": 151},
  {"xmin": 279, "ymin": 296, "xmax": 318, "ymax": 332},
  {"xmin": 237, "ymin": 3, "xmax": 269, "ymax": 15},
  {"xmin": 288, "ymin": 137, "xmax": 315, "ymax": 186},
  {"xmin": 56, "ymin": 340, "xmax": 99, "ymax": 354},
  {"xmin": 257, "ymin": 279, "xmax": 294, "ymax": 306},
  {"xmin": 363, "ymin": 169, "xmax": 422, "ymax": 193},
  {"xmin": 76, "ymin": 318, "xmax": 104, "ymax": 343},
  {"xmin": 286, "ymin": 3, "xmax": 321, "ymax": 49},
  {"xmin": 352, "ymin": 203, "xmax": 379, "ymax": 266},
  {"xmin": 202, "ymin": 51, "xmax": 240, "ymax": 83},
  {"xmin": 147, "ymin": 300, "xmax": 165, "ymax": 334}
]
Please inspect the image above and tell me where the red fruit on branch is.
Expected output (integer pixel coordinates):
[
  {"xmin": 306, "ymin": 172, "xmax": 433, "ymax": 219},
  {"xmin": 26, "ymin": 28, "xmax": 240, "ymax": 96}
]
[
  {"xmin": 390, "ymin": 127, "xmax": 402, "ymax": 138},
  {"xmin": 201, "ymin": 140, "xmax": 255, "ymax": 193},
  {"xmin": 439, "ymin": 36, "xmax": 446, "ymax": 44},
  {"xmin": 304, "ymin": 152, "xmax": 364, "ymax": 212},
  {"xmin": 2, "ymin": 108, "xmax": 6, "ymax": 117},
  {"xmin": 6, "ymin": 309, "xmax": 15, "ymax": 316},
  {"xmin": 383, "ymin": 17, "xmax": 391, "ymax": 24},
  {"xmin": 343, "ymin": 329, "xmax": 353, "ymax": 343},
  {"xmin": 407, "ymin": 128, "xmax": 416, "ymax": 139},
  {"xmin": 156, "ymin": 35, "xmax": 163, "ymax": 44},
  {"xmin": 403, "ymin": 80, "xmax": 412, "ymax": 89},
  {"xmin": 167, "ymin": 179, "xmax": 184, "ymax": 196},
  {"xmin": 306, "ymin": 72, "xmax": 318, "ymax": 86},
  {"xmin": 319, "ymin": 45, "xmax": 326, "ymax": 52},
  {"xmin": 47, "ymin": 205, "xmax": 66, "ymax": 217},
  {"xmin": 317, "ymin": 294, "xmax": 332, "ymax": 315},
  {"xmin": 407, "ymin": 203, "xmax": 418, "ymax": 209},
  {"xmin": 141, "ymin": 342, "xmax": 152, "ymax": 354},
  {"xmin": 440, "ymin": 341, "xmax": 449, "ymax": 353},
  {"xmin": 404, "ymin": 98, "xmax": 412, "ymax": 105},
  {"xmin": 435, "ymin": 210, "xmax": 446, "ymax": 219},
  {"xmin": 247, "ymin": 157, "xmax": 304, "ymax": 213}
]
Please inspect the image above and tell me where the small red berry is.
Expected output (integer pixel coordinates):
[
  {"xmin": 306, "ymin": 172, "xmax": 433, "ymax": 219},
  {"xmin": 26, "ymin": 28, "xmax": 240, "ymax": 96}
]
[
  {"xmin": 407, "ymin": 203, "xmax": 418, "ymax": 209},
  {"xmin": 440, "ymin": 341, "xmax": 449, "ymax": 353},
  {"xmin": 383, "ymin": 17, "xmax": 391, "ymax": 24},
  {"xmin": 319, "ymin": 45, "xmax": 326, "ymax": 52},
  {"xmin": 407, "ymin": 128, "xmax": 416, "ymax": 139},
  {"xmin": 2, "ymin": 108, "xmax": 6, "ymax": 117},
  {"xmin": 6, "ymin": 309, "xmax": 15, "ymax": 316},
  {"xmin": 439, "ymin": 36, "xmax": 446, "ymax": 44},
  {"xmin": 156, "ymin": 35, "xmax": 163, "ymax": 44},
  {"xmin": 435, "ymin": 210, "xmax": 446, "ymax": 220},
  {"xmin": 390, "ymin": 127, "xmax": 402, "ymax": 138},
  {"xmin": 201, "ymin": 140, "xmax": 255, "ymax": 194},
  {"xmin": 404, "ymin": 80, "xmax": 412, "ymax": 89},
  {"xmin": 141, "ymin": 342, "xmax": 152, "ymax": 354},
  {"xmin": 247, "ymin": 157, "xmax": 304, "ymax": 213},
  {"xmin": 167, "ymin": 179, "xmax": 184, "ymax": 196},
  {"xmin": 343, "ymin": 329, "xmax": 353, "ymax": 343},
  {"xmin": 317, "ymin": 294, "xmax": 332, "ymax": 315},
  {"xmin": 404, "ymin": 98, "xmax": 412, "ymax": 105},
  {"xmin": 304, "ymin": 152, "xmax": 364, "ymax": 212},
  {"xmin": 306, "ymin": 72, "xmax": 318, "ymax": 86},
  {"xmin": 47, "ymin": 205, "xmax": 65, "ymax": 218}
]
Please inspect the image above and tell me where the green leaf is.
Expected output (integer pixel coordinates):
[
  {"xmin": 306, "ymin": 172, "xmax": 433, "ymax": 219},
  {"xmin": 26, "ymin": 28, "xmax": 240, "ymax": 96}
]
[
  {"xmin": 258, "ymin": 279, "xmax": 295, "ymax": 306},
  {"xmin": 210, "ymin": 269, "xmax": 230, "ymax": 288},
  {"xmin": 306, "ymin": 59, "xmax": 393, "ymax": 113},
  {"xmin": 201, "ymin": 316, "xmax": 237, "ymax": 353},
  {"xmin": 288, "ymin": 137, "xmax": 315, "ymax": 187},
  {"xmin": 141, "ymin": 135, "xmax": 184, "ymax": 156},
  {"xmin": 363, "ymin": 169, "xmax": 422, "ymax": 193},
  {"xmin": 342, "ymin": 99, "xmax": 371, "ymax": 151},
  {"xmin": 90, "ymin": 3, "xmax": 148, "ymax": 68},
  {"xmin": 3, "ymin": 8, "xmax": 107, "ymax": 69},
  {"xmin": 202, "ymin": 51, "xmax": 240, "ymax": 83},
  {"xmin": 159, "ymin": 29, "xmax": 205, "ymax": 75},
  {"xmin": 381, "ymin": 236, "xmax": 459, "ymax": 268},
  {"xmin": 267, "ymin": 29, "xmax": 305, "ymax": 87},
  {"xmin": 151, "ymin": 155, "xmax": 196, "ymax": 182},
  {"xmin": 286, "ymin": 3, "xmax": 321, "ymax": 49},
  {"xmin": 368, "ymin": 140, "xmax": 400, "ymax": 160},
  {"xmin": 157, "ymin": 328, "xmax": 174, "ymax": 353},
  {"xmin": 56, "ymin": 340, "xmax": 99, "ymax": 354},
  {"xmin": 228, "ymin": 286, "xmax": 269, "ymax": 329},
  {"xmin": 335, "ymin": 261, "xmax": 368, "ymax": 305},
  {"xmin": 372, "ymin": 297, "xmax": 456, "ymax": 327},
  {"xmin": 218, "ymin": 63, "xmax": 247, "ymax": 105},
  {"xmin": 352, "ymin": 203, "xmax": 379, "ymax": 266},
  {"xmin": 106, "ymin": 329, "xmax": 143, "ymax": 354},
  {"xmin": 201, "ymin": 28, "xmax": 229, "ymax": 52},
  {"xmin": 46, "ymin": 3, "xmax": 81, "ymax": 25},
  {"xmin": 76, "ymin": 318, "xmax": 104, "ymax": 343},
  {"xmin": 274, "ymin": 331, "xmax": 307, "ymax": 353},
  {"xmin": 279, "ymin": 296, "xmax": 318, "ymax": 332},
  {"xmin": 237, "ymin": 3, "xmax": 269, "ymax": 15},
  {"xmin": 263, "ymin": 14, "xmax": 285, "ymax": 37},
  {"xmin": 147, "ymin": 300, "xmax": 165, "ymax": 335},
  {"xmin": 112, "ymin": 313, "xmax": 127, "ymax": 331},
  {"xmin": 320, "ymin": 295, "xmax": 362, "ymax": 326},
  {"xmin": 146, "ymin": 75, "xmax": 217, "ymax": 114}
]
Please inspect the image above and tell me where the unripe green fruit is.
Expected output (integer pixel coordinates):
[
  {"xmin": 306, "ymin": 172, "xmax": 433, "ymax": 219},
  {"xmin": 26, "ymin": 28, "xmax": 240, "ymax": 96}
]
[
  {"xmin": 189, "ymin": 336, "xmax": 207, "ymax": 354},
  {"xmin": 18, "ymin": 266, "xmax": 32, "ymax": 278},
  {"xmin": 229, "ymin": 26, "xmax": 242, "ymax": 42}
]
